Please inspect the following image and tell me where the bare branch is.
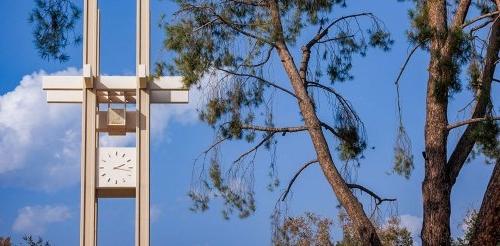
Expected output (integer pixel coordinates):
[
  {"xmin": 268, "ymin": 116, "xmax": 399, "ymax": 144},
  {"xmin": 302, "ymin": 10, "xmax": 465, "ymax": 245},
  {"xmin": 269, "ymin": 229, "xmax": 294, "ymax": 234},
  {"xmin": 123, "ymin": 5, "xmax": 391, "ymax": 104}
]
[
  {"xmin": 281, "ymin": 159, "xmax": 319, "ymax": 201},
  {"xmin": 299, "ymin": 13, "xmax": 374, "ymax": 81},
  {"xmin": 193, "ymin": 18, "xmax": 218, "ymax": 32},
  {"xmin": 201, "ymin": 136, "xmax": 230, "ymax": 155},
  {"xmin": 317, "ymin": 34, "xmax": 355, "ymax": 44},
  {"xmin": 469, "ymin": 19, "xmax": 494, "ymax": 34},
  {"xmin": 319, "ymin": 121, "xmax": 344, "ymax": 141},
  {"xmin": 211, "ymin": 11, "xmax": 275, "ymax": 46},
  {"xmin": 304, "ymin": 12, "xmax": 374, "ymax": 50},
  {"xmin": 447, "ymin": 116, "xmax": 500, "ymax": 130},
  {"xmin": 461, "ymin": 11, "xmax": 500, "ymax": 28},
  {"xmin": 394, "ymin": 43, "xmax": 424, "ymax": 85},
  {"xmin": 241, "ymin": 47, "xmax": 274, "ymax": 68},
  {"xmin": 241, "ymin": 125, "xmax": 307, "ymax": 133},
  {"xmin": 216, "ymin": 67, "xmax": 298, "ymax": 99},
  {"xmin": 346, "ymin": 183, "xmax": 396, "ymax": 205},
  {"xmin": 226, "ymin": 0, "xmax": 266, "ymax": 7},
  {"xmin": 179, "ymin": 3, "xmax": 274, "ymax": 45},
  {"xmin": 233, "ymin": 132, "xmax": 275, "ymax": 164},
  {"xmin": 307, "ymin": 81, "xmax": 344, "ymax": 100}
]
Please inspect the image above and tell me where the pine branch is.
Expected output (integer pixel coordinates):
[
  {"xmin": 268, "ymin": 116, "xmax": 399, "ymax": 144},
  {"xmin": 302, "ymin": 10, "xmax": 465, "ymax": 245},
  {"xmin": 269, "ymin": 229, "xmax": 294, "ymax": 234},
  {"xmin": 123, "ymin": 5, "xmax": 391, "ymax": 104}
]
[
  {"xmin": 304, "ymin": 12, "xmax": 374, "ymax": 50},
  {"xmin": 233, "ymin": 132, "xmax": 275, "ymax": 164},
  {"xmin": 281, "ymin": 159, "xmax": 319, "ymax": 201},
  {"xmin": 447, "ymin": 116, "xmax": 500, "ymax": 130},
  {"xmin": 299, "ymin": 13, "xmax": 374, "ymax": 80},
  {"xmin": 346, "ymin": 183, "xmax": 396, "ymax": 205},
  {"xmin": 447, "ymin": 16, "xmax": 500, "ymax": 186},
  {"xmin": 461, "ymin": 11, "xmax": 500, "ymax": 28},
  {"xmin": 216, "ymin": 67, "xmax": 298, "ymax": 99},
  {"xmin": 241, "ymin": 125, "xmax": 308, "ymax": 133},
  {"xmin": 394, "ymin": 43, "xmax": 424, "ymax": 85}
]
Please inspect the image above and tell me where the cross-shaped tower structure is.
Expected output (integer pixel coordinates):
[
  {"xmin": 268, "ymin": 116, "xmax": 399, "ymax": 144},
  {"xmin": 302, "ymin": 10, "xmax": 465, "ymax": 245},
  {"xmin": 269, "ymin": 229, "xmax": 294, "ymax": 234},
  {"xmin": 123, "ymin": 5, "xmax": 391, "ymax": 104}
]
[{"xmin": 41, "ymin": 1, "xmax": 189, "ymax": 245}]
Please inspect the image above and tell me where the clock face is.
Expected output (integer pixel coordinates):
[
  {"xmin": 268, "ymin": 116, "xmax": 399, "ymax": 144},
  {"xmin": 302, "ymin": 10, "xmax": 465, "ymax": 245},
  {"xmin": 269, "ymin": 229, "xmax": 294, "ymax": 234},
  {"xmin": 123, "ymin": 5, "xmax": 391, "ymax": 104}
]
[{"xmin": 97, "ymin": 147, "xmax": 136, "ymax": 188}]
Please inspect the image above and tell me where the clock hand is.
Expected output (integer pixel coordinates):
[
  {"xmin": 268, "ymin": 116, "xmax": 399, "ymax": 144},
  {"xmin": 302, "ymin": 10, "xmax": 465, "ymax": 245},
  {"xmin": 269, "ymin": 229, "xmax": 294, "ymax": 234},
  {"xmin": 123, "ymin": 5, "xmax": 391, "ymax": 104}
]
[
  {"xmin": 113, "ymin": 164, "xmax": 126, "ymax": 168},
  {"xmin": 114, "ymin": 168, "xmax": 131, "ymax": 172}
]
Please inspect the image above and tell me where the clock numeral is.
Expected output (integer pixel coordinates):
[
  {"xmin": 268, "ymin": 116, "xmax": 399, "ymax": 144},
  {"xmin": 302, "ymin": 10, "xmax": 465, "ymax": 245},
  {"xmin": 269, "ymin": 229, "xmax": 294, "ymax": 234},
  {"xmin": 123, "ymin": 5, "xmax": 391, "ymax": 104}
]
[
  {"xmin": 101, "ymin": 173, "xmax": 106, "ymax": 176},
  {"xmin": 127, "ymin": 159, "xmax": 131, "ymax": 162},
  {"xmin": 122, "ymin": 153, "xmax": 126, "ymax": 157},
  {"xmin": 122, "ymin": 178, "xmax": 126, "ymax": 183},
  {"xmin": 102, "ymin": 160, "xmax": 106, "ymax": 163},
  {"xmin": 115, "ymin": 151, "xmax": 118, "ymax": 156},
  {"xmin": 107, "ymin": 178, "xmax": 111, "ymax": 182},
  {"xmin": 99, "ymin": 167, "xmax": 104, "ymax": 169},
  {"xmin": 115, "ymin": 180, "xmax": 118, "ymax": 184}
]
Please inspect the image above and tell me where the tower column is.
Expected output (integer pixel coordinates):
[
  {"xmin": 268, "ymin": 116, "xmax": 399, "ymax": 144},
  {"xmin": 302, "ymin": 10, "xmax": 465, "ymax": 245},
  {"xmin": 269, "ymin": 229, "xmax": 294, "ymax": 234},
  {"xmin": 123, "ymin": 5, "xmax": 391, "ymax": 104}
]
[
  {"xmin": 81, "ymin": 0, "xmax": 98, "ymax": 246},
  {"xmin": 136, "ymin": 0, "xmax": 150, "ymax": 246}
]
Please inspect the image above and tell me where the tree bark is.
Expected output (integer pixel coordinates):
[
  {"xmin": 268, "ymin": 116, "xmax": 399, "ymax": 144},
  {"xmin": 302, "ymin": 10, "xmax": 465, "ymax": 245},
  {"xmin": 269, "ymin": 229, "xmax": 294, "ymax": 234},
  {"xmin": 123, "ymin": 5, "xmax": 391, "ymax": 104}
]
[
  {"xmin": 470, "ymin": 160, "xmax": 500, "ymax": 245},
  {"xmin": 421, "ymin": 1, "xmax": 499, "ymax": 245},
  {"xmin": 421, "ymin": 1, "xmax": 453, "ymax": 245},
  {"xmin": 447, "ymin": 11, "xmax": 500, "ymax": 187},
  {"xmin": 268, "ymin": 1, "xmax": 382, "ymax": 245}
]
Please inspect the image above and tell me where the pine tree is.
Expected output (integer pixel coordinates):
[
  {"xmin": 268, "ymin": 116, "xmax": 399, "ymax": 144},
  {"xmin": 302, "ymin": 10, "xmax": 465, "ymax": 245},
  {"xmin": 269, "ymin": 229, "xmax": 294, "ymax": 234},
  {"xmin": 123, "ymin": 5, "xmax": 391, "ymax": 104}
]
[
  {"xmin": 163, "ymin": 1, "xmax": 393, "ymax": 244},
  {"xmin": 397, "ymin": 0, "xmax": 499, "ymax": 244}
]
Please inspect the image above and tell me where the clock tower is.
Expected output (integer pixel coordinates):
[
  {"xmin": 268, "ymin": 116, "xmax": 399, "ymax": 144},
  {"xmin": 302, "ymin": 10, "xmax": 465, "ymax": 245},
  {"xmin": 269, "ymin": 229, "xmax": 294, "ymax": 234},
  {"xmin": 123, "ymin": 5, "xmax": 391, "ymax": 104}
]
[{"xmin": 41, "ymin": 0, "xmax": 189, "ymax": 245}]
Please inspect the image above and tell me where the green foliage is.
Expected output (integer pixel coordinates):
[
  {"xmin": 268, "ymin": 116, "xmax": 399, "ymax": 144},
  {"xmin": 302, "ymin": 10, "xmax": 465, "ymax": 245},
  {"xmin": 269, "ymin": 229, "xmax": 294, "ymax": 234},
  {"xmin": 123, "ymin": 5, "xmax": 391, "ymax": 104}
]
[
  {"xmin": 378, "ymin": 217, "xmax": 414, "ymax": 246},
  {"xmin": 451, "ymin": 210, "xmax": 477, "ymax": 246},
  {"xmin": 29, "ymin": 0, "xmax": 81, "ymax": 62},
  {"xmin": 393, "ymin": 126, "xmax": 414, "ymax": 179},
  {"xmin": 336, "ymin": 126, "xmax": 366, "ymax": 161},
  {"xmin": 190, "ymin": 157, "xmax": 256, "ymax": 219},
  {"xmin": 165, "ymin": 0, "xmax": 392, "ymax": 219},
  {"xmin": 472, "ymin": 0, "xmax": 496, "ymax": 15},
  {"xmin": 471, "ymin": 118, "xmax": 499, "ymax": 163},
  {"xmin": 407, "ymin": 2, "xmax": 474, "ymax": 97},
  {"xmin": 22, "ymin": 236, "xmax": 51, "ymax": 246},
  {"xmin": 273, "ymin": 212, "xmax": 334, "ymax": 246},
  {"xmin": 337, "ymin": 211, "xmax": 413, "ymax": 246},
  {"xmin": 407, "ymin": 3, "xmax": 431, "ymax": 47},
  {"xmin": 274, "ymin": 212, "xmax": 413, "ymax": 246}
]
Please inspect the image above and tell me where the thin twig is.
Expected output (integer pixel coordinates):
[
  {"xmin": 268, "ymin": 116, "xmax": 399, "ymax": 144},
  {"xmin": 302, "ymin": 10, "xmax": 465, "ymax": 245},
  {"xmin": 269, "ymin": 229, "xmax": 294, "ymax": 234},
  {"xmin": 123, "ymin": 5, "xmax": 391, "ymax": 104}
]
[
  {"xmin": 281, "ymin": 159, "xmax": 319, "ymax": 201},
  {"xmin": 233, "ymin": 133, "xmax": 275, "ymax": 164},
  {"xmin": 216, "ymin": 67, "xmax": 298, "ymax": 99},
  {"xmin": 394, "ymin": 43, "xmax": 424, "ymax": 85}
]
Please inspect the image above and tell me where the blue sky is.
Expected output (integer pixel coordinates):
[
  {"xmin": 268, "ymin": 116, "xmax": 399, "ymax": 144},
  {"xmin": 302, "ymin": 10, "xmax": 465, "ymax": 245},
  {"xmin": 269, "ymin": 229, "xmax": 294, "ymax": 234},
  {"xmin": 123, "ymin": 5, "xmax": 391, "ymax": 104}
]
[{"xmin": 0, "ymin": 1, "xmax": 497, "ymax": 245}]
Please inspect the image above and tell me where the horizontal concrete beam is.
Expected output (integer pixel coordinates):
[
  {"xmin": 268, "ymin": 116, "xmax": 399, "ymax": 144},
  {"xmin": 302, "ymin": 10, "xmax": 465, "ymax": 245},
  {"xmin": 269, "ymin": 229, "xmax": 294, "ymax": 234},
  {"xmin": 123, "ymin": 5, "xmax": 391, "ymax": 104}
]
[
  {"xmin": 42, "ymin": 76, "xmax": 187, "ymax": 91},
  {"xmin": 44, "ymin": 90, "xmax": 188, "ymax": 104},
  {"xmin": 46, "ymin": 90, "xmax": 83, "ymax": 103}
]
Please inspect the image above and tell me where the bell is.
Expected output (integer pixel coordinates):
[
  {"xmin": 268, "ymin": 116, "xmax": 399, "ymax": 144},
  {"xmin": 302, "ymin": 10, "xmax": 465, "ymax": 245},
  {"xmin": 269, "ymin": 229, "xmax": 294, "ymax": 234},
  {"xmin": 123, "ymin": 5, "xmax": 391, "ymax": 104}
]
[{"xmin": 107, "ymin": 107, "xmax": 126, "ymax": 135}]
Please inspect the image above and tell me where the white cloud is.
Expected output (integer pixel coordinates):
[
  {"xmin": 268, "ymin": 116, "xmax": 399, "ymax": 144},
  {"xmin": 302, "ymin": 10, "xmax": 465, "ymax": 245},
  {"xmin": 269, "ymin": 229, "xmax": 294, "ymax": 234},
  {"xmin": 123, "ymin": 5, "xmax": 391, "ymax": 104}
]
[
  {"xmin": 12, "ymin": 205, "xmax": 71, "ymax": 235},
  {"xmin": 0, "ymin": 68, "xmax": 199, "ymax": 191},
  {"xmin": 398, "ymin": 214, "xmax": 422, "ymax": 239},
  {"xmin": 150, "ymin": 204, "xmax": 162, "ymax": 223},
  {"xmin": 0, "ymin": 68, "xmax": 81, "ymax": 191}
]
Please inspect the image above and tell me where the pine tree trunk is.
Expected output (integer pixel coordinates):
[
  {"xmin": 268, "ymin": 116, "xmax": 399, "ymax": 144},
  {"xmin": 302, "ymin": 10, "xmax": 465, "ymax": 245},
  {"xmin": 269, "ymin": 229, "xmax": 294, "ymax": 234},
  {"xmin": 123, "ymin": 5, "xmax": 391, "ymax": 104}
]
[
  {"xmin": 470, "ymin": 160, "xmax": 500, "ymax": 245},
  {"xmin": 469, "ymin": 4, "xmax": 500, "ymax": 244},
  {"xmin": 268, "ymin": 1, "xmax": 382, "ymax": 244},
  {"xmin": 421, "ymin": 1, "xmax": 452, "ymax": 245}
]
